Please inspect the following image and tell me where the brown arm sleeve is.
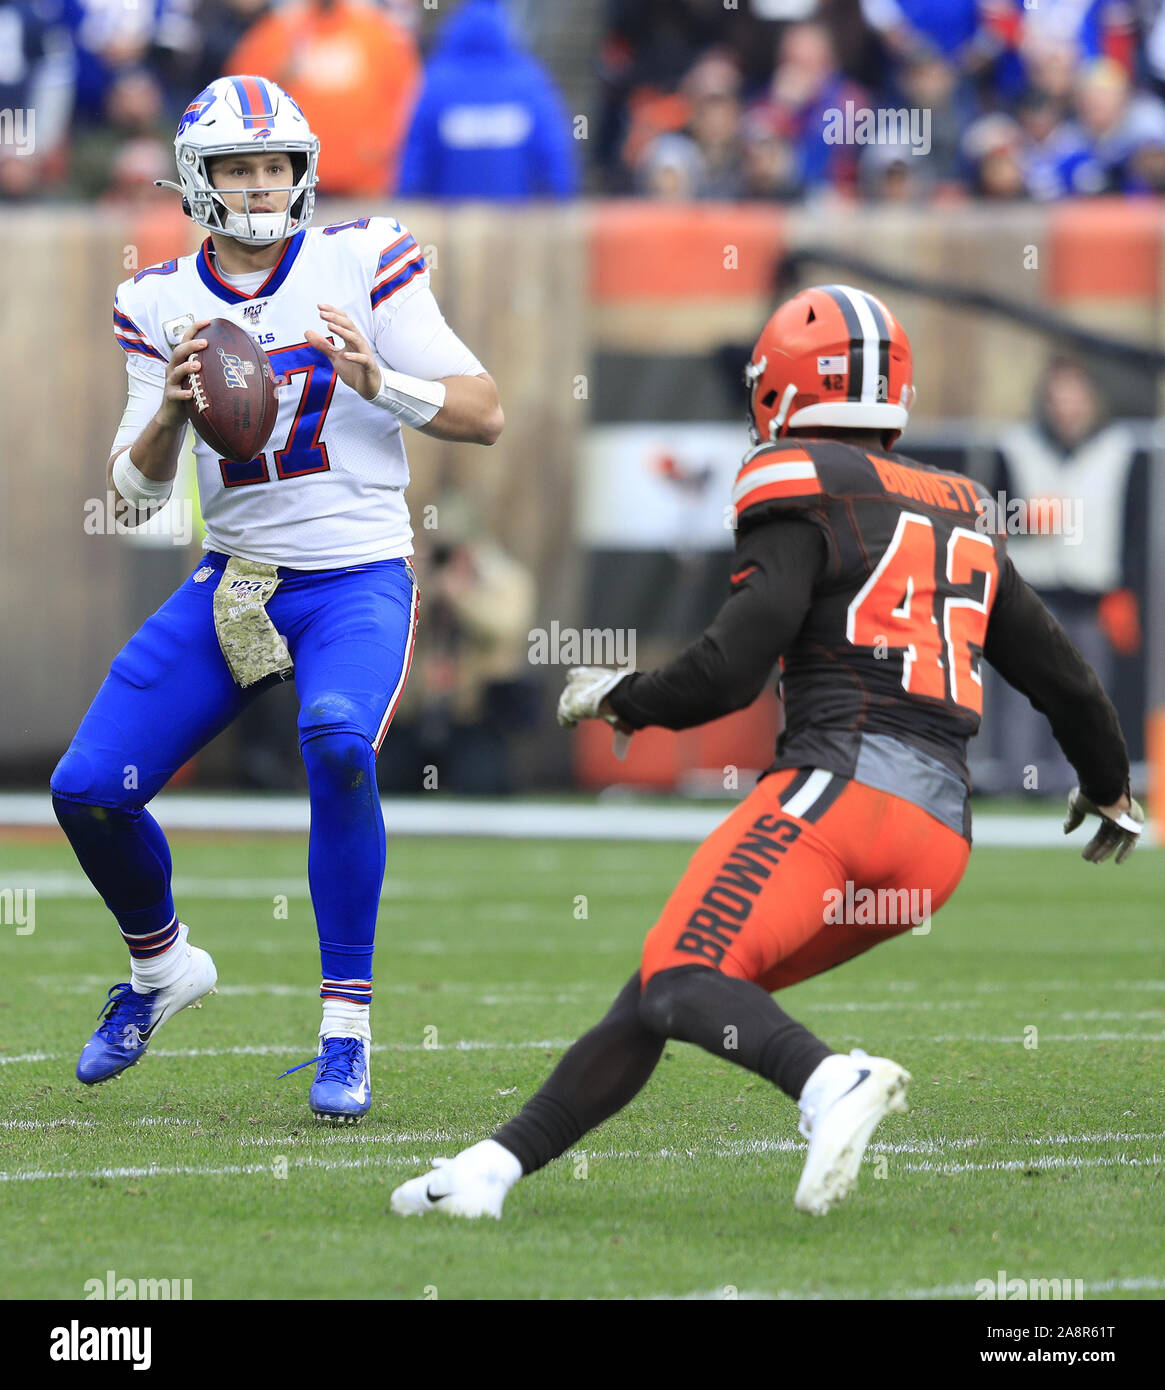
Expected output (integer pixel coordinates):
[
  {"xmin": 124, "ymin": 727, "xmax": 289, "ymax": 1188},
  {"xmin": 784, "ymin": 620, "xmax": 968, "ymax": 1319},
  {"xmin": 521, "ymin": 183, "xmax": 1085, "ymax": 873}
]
[{"xmin": 606, "ymin": 518, "xmax": 825, "ymax": 732}]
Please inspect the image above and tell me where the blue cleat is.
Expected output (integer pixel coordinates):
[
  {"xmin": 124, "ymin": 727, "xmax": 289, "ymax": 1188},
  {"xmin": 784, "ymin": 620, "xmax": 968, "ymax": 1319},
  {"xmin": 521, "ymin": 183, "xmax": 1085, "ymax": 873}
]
[
  {"xmin": 76, "ymin": 940, "xmax": 217, "ymax": 1085},
  {"xmin": 280, "ymin": 1036, "xmax": 371, "ymax": 1124}
]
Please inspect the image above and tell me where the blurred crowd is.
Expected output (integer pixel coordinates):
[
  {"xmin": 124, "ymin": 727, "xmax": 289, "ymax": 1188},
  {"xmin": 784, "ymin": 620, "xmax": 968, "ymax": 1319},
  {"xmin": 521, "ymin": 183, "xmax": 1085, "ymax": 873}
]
[
  {"xmin": 0, "ymin": 0, "xmax": 577, "ymax": 204},
  {"xmin": 5, "ymin": 0, "xmax": 1165, "ymax": 206},
  {"xmin": 599, "ymin": 0, "xmax": 1165, "ymax": 202}
]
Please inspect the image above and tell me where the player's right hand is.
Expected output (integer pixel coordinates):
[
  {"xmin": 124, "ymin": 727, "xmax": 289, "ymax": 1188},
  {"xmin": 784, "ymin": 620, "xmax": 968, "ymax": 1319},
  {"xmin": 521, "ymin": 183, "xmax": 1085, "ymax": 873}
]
[
  {"xmin": 1063, "ymin": 786, "xmax": 1145, "ymax": 864},
  {"xmin": 556, "ymin": 667, "xmax": 631, "ymax": 730},
  {"xmin": 557, "ymin": 667, "xmax": 635, "ymax": 760},
  {"xmin": 156, "ymin": 318, "xmax": 212, "ymax": 429}
]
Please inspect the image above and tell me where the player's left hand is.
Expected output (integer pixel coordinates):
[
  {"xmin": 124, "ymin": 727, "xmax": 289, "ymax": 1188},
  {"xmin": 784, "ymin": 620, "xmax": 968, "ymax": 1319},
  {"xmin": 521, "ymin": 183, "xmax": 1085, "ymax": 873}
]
[
  {"xmin": 305, "ymin": 304, "xmax": 381, "ymax": 401},
  {"xmin": 1063, "ymin": 786, "xmax": 1145, "ymax": 864}
]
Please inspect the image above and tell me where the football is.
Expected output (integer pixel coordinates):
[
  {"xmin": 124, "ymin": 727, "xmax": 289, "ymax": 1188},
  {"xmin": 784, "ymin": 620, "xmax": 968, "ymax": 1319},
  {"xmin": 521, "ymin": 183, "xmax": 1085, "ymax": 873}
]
[{"xmin": 185, "ymin": 317, "xmax": 278, "ymax": 463}]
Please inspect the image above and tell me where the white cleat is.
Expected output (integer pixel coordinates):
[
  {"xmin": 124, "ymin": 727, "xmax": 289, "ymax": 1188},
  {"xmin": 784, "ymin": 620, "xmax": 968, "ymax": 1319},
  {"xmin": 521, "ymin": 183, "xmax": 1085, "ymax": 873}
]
[
  {"xmin": 150, "ymin": 942, "xmax": 218, "ymax": 1029},
  {"xmin": 391, "ymin": 1141, "xmax": 520, "ymax": 1220},
  {"xmin": 793, "ymin": 1048, "xmax": 910, "ymax": 1216},
  {"xmin": 76, "ymin": 927, "xmax": 217, "ymax": 1085}
]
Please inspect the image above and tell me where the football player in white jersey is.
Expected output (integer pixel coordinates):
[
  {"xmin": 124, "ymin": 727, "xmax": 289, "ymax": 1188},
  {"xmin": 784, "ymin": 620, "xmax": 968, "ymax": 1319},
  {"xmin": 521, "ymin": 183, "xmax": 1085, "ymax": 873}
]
[{"xmin": 52, "ymin": 75, "xmax": 502, "ymax": 1121}]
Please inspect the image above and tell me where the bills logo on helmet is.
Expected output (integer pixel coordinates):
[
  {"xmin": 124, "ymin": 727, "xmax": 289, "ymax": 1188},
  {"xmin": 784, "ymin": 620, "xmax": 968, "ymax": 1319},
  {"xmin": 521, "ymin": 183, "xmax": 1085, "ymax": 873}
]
[{"xmin": 177, "ymin": 91, "xmax": 214, "ymax": 136}]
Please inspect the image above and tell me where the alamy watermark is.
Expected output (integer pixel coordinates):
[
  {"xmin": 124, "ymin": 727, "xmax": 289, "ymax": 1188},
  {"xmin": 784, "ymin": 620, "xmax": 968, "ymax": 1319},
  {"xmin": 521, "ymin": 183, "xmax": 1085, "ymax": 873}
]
[
  {"xmin": 823, "ymin": 882, "xmax": 931, "ymax": 935},
  {"xmin": 975, "ymin": 493, "xmax": 1083, "ymax": 544},
  {"xmin": 84, "ymin": 493, "xmax": 195, "ymax": 547},
  {"xmin": 976, "ymin": 1269, "xmax": 1084, "ymax": 1301},
  {"xmin": 0, "ymin": 887, "xmax": 35, "ymax": 935},
  {"xmin": 84, "ymin": 1269, "xmax": 192, "ymax": 1301},
  {"xmin": 528, "ymin": 621, "xmax": 636, "ymax": 669},
  {"xmin": 50, "ymin": 1321, "xmax": 151, "ymax": 1370},
  {"xmin": 823, "ymin": 101, "xmax": 931, "ymax": 158},
  {"xmin": 0, "ymin": 108, "xmax": 35, "ymax": 157}
]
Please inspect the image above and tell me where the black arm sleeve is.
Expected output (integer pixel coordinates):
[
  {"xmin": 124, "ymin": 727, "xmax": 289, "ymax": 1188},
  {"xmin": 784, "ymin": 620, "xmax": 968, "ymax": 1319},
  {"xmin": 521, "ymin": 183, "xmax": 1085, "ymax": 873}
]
[
  {"xmin": 984, "ymin": 556, "xmax": 1130, "ymax": 806},
  {"xmin": 606, "ymin": 517, "xmax": 826, "ymax": 732}
]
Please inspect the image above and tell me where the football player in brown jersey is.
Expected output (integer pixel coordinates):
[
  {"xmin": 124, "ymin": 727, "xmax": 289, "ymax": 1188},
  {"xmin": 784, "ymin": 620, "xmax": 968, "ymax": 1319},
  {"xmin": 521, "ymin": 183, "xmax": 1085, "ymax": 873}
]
[{"xmin": 391, "ymin": 285, "xmax": 1144, "ymax": 1220}]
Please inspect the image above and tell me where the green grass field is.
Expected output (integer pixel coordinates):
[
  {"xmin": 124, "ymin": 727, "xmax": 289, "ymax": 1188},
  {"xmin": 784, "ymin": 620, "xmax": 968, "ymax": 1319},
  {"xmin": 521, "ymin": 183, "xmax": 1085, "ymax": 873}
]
[{"xmin": 1, "ymin": 830, "xmax": 1161, "ymax": 1301}]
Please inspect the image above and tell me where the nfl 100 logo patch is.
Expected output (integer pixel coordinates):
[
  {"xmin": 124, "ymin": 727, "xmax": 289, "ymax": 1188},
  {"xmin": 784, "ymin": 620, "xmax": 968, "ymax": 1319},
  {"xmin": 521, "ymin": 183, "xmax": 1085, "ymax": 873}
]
[
  {"xmin": 242, "ymin": 302, "xmax": 264, "ymax": 323},
  {"xmin": 218, "ymin": 348, "xmax": 255, "ymax": 390}
]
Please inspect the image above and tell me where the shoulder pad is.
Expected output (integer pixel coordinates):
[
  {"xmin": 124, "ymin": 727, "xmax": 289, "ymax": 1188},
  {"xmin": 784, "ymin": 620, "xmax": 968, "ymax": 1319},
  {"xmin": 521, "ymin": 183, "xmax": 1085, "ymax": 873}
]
[{"xmin": 731, "ymin": 444, "xmax": 823, "ymax": 529}]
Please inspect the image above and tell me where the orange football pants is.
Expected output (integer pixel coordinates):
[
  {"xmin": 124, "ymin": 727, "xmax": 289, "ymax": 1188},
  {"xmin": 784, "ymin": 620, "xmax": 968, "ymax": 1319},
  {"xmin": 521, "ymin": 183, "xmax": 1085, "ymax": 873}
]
[{"xmin": 641, "ymin": 768, "xmax": 970, "ymax": 993}]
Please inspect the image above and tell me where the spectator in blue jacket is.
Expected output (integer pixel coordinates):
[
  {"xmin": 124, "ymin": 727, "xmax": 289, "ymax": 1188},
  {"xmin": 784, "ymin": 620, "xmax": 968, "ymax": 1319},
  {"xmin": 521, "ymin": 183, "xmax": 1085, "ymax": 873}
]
[{"xmin": 398, "ymin": 0, "xmax": 578, "ymax": 199}]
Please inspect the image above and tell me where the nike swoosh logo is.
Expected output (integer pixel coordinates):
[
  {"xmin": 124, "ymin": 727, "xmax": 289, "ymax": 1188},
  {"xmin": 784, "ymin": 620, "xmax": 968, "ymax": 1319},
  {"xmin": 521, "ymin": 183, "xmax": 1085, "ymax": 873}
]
[
  {"xmin": 425, "ymin": 1186, "xmax": 447, "ymax": 1204},
  {"xmin": 838, "ymin": 1068, "xmax": 871, "ymax": 1099}
]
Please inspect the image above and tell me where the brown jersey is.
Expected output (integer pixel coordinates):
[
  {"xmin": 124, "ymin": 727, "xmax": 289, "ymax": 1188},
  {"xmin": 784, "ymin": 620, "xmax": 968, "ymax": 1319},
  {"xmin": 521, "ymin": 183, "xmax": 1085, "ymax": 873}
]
[
  {"xmin": 734, "ymin": 438, "xmax": 1000, "ymax": 828},
  {"xmin": 610, "ymin": 435, "xmax": 1129, "ymax": 840}
]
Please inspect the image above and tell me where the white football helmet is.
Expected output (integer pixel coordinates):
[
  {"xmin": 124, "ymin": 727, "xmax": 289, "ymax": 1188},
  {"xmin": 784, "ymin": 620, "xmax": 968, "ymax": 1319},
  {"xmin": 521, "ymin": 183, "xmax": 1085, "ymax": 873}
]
[{"xmin": 158, "ymin": 75, "xmax": 320, "ymax": 245}]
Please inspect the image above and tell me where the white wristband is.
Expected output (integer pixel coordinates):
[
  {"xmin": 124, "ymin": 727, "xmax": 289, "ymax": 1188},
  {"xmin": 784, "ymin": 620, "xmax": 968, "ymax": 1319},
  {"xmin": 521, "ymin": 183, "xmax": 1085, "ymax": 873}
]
[
  {"xmin": 370, "ymin": 365, "xmax": 447, "ymax": 430},
  {"xmin": 112, "ymin": 448, "xmax": 174, "ymax": 508}
]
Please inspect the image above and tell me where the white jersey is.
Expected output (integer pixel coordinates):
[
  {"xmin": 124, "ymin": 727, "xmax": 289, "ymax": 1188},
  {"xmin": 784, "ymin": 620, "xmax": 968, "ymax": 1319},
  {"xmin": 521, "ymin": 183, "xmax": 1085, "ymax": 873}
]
[{"xmin": 111, "ymin": 215, "xmax": 484, "ymax": 569}]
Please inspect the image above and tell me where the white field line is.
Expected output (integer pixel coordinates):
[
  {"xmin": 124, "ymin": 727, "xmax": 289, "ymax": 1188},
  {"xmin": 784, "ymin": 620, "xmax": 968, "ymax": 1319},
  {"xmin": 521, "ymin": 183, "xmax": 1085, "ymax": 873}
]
[
  {"xmin": 921, "ymin": 1033, "xmax": 1165, "ymax": 1043},
  {"xmin": 2, "ymin": 1145, "xmax": 1161, "ymax": 1185},
  {"xmin": 5, "ymin": 1027, "xmax": 1165, "ymax": 1070},
  {"xmin": 0, "ymin": 1116, "xmax": 193, "ymax": 1131},
  {"xmin": 894, "ymin": 1154, "xmax": 1163, "ymax": 1175},
  {"xmin": 231, "ymin": 1129, "xmax": 1165, "ymax": 1154},
  {"xmin": 4, "ymin": 1121, "xmax": 1159, "ymax": 1155},
  {"xmin": 0, "ymin": 1041, "xmax": 577, "ymax": 1066},
  {"xmin": 0, "ymin": 1156, "xmax": 429, "ymax": 1183},
  {"xmin": 22, "ymin": 938, "xmax": 629, "ymax": 957},
  {"xmin": 18, "ymin": 975, "xmax": 1165, "ymax": 1017},
  {"xmin": 654, "ymin": 1275, "xmax": 1165, "ymax": 1301},
  {"xmin": 28, "ymin": 979, "xmax": 608, "ymax": 1001},
  {"xmin": 23, "ymin": 975, "xmax": 1165, "ymax": 996},
  {"xmin": 239, "ymin": 1129, "xmax": 477, "ymax": 1149},
  {"xmin": 0, "ymin": 872, "xmax": 662, "ymax": 901}
]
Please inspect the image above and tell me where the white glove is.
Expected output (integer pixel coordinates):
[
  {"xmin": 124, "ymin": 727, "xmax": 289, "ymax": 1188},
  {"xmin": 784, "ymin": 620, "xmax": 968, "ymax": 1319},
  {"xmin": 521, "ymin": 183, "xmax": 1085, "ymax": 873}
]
[
  {"xmin": 1063, "ymin": 786, "xmax": 1145, "ymax": 864},
  {"xmin": 557, "ymin": 667, "xmax": 634, "ymax": 760}
]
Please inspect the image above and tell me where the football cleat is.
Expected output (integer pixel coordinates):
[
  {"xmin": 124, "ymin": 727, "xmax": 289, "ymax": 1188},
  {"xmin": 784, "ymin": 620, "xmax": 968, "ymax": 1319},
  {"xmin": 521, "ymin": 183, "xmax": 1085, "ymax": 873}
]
[
  {"xmin": 75, "ymin": 942, "xmax": 217, "ymax": 1085},
  {"xmin": 390, "ymin": 1141, "xmax": 521, "ymax": 1220},
  {"xmin": 279, "ymin": 1036, "xmax": 371, "ymax": 1124},
  {"xmin": 793, "ymin": 1048, "xmax": 910, "ymax": 1216}
]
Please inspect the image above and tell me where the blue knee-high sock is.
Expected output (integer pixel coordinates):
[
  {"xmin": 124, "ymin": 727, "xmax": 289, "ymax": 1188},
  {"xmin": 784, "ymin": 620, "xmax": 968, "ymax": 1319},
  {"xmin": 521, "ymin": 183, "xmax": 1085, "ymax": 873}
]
[
  {"xmin": 51, "ymin": 797, "xmax": 179, "ymax": 955},
  {"xmin": 302, "ymin": 732, "xmax": 384, "ymax": 997}
]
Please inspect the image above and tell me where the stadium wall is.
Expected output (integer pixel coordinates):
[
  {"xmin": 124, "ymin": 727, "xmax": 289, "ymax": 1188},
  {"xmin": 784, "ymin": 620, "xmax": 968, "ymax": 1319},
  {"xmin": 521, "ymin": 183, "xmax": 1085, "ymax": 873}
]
[{"xmin": 2, "ymin": 198, "xmax": 1163, "ymax": 795}]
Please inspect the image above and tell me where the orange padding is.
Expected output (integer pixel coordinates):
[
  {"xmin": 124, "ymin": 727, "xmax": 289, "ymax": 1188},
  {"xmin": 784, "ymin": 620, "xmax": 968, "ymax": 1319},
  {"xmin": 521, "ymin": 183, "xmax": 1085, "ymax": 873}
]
[
  {"xmin": 1147, "ymin": 706, "xmax": 1165, "ymax": 833},
  {"xmin": 590, "ymin": 201, "xmax": 785, "ymax": 301},
  {"xmin": 574, "ymin": 692, "xmax": 781, "ymax": 790},
  {"xmin": 127, "ymin": 205, "xmax": 198, "ymax": 276},
  {"xmin": 1048, "ymin": 198, "xmax": 1162, "ymax": 300}
]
